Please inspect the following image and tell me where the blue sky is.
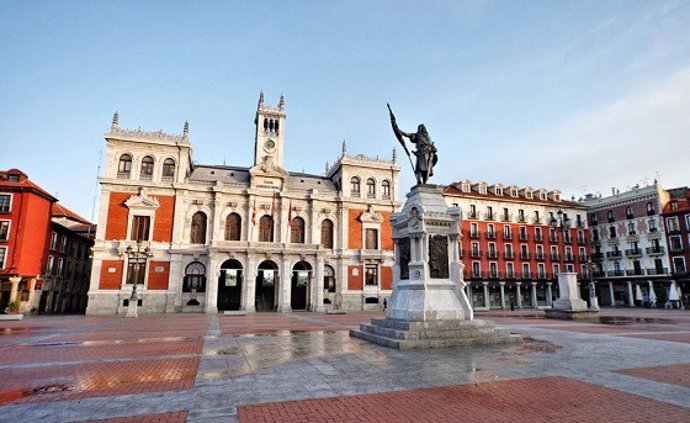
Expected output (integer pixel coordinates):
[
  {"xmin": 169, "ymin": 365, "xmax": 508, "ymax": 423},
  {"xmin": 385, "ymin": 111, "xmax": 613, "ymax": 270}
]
[{"xmin": 2, "ymin": 1, "xmax": 690, "ymax": 219}]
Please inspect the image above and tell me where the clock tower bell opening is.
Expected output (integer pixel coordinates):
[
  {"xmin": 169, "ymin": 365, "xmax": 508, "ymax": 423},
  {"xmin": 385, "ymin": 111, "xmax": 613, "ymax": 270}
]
[{"xmin": 254, "ymin": 91, "xmax": 286, "ymax": 168}]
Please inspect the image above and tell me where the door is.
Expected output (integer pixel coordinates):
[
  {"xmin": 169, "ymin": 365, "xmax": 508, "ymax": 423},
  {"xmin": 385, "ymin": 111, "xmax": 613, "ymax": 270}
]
[
  {"xmin": 255, "ymin": 269, "xmax": 277, "ymax": 311},
  {"xmin": 218, "ymin": 269, "xmax": 242, "ymax": 311},
  {"xmin": 291, "ymin": 270, "xmax": 309, "ymax": 310}
]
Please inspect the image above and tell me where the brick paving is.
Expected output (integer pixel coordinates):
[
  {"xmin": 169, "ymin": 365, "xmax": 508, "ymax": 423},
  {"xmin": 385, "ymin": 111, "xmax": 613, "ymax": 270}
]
[
  {"xmin": 239, "ymin": 376, "xmax": 690, "ymax": 423},
  {"xmin": 616, "ymin": 363, "xmax": 690, "ymax": 389},
  {"xmin": 81, "ymin": 411, "xmax": 188, "ymax": 423},
  {"xmin": 0, "ymin": 309, "xmax": 688, "ymax": 422}
]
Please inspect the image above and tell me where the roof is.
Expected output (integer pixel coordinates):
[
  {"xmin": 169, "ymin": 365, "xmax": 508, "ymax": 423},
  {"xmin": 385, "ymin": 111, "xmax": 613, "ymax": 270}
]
[
  {"xmin": 662, "ymin": 187, "xmax": 690, "ymax": 215},
  {"xmin": 52, "ymin": 202, "xmax": 93, "ymax": 225},
  {"xmin": 443, "ymin": 183, "xmax": 584, "ymax": 209},
  {"xmin": 0, "ymin": 169, "xmax": 57, "ymax": 201},
  {"xmin": 189, "ymin": 164, "xmax": 339, "ymax": 192}
]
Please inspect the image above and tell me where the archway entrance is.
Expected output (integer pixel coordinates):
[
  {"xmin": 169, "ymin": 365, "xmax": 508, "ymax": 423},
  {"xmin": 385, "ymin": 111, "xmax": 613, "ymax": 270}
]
[
  {"xmin": 256, "ymin": 260, "xmax": 278, "ymax": 312},
  {"xmin": 291, "ymin": 261, "xmax": 312, "ymax": 310},
  {"xmin": 218, "ymin": 259, "xmax": 243, "ymax": 311}
]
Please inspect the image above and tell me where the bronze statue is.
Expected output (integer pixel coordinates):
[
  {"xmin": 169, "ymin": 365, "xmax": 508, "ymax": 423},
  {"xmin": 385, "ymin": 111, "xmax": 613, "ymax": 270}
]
[{"xmin": 388, "ymin": 103, "xmax": 438, "ymax": 185}]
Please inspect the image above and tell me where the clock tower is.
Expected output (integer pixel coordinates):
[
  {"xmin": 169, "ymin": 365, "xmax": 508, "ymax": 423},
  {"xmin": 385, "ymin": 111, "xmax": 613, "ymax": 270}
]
[{"xmin": 254, "ymin": 91, "xmax": 286, "ymax": 168}]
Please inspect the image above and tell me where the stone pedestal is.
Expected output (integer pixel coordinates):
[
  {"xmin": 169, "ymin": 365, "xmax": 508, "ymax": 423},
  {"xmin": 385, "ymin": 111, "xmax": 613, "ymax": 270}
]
[
  {"xmin": 350, "ymin": 185, "xmax": 521, "ymax": 349},
  {"xmin": 545, "ymin": 273, "xmax": 599, "ymax": 320},
  {"xmin": 126, "ymin": 286, "xmax": 139, "ymax": 318}
]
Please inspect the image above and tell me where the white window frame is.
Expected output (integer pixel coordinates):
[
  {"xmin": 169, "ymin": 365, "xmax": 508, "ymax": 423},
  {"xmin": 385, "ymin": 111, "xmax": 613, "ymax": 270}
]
[
  {"xmin": 0, "ymin": 193, "xmax": 12, "ymax": 213},
  {"xmin": 667, "ymin": 216, "xmax": 679, "ymax": 231},
  {"xmin": 50, "ymin": 231, "xmax": 58, "ymax": 250},
  {"xmin": 672, "ymin": 256, "xmax": 686, "ymax": 273},
  {"xmin": 60, "ymin": 236, "xmax": 67, "ymax": 253},
  {"xmin": 553, "ymin": 263, "xmax": 560, "ymax": 274},
  {"xmin": 685, "ymin": 214, "xmax": 690, "ymax": 230},
  {"xmin": 0, "ymin": 219, "xmax": 10, "ymax": 242},
  {"xmin": 522, "ymin": 263, "xmax": 530, "ymax": 276},
  {"xmin": 669, "ymin": 235, "xmax": 683, "ymax": 252},
  {"xmin": 57, "ymin": 257, "xmax": 64, "ymax": 276},
  {"xmin": 0, "ymin": 246, "xmax": 7, "ymax": 269},
  {"xmin": 46, "ymin": 255, "xmax": 54, "ymax": 274},
  {"xmin": 538, "ymin": 263, "xmax": 545, "ymax": 276}
]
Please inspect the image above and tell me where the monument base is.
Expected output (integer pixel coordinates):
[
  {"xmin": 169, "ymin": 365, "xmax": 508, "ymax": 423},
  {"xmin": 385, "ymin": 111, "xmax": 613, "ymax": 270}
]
[
  {"xmin": 545, "ymin": 273, "xmax": 600, "ymax": 320},
  {"xmin": 350, "ymin": 318, "xmax": 521, "ymax": 350},
  {"xmin": 544, "ymin": 309, "xmax": 600, "ymax": 320}
]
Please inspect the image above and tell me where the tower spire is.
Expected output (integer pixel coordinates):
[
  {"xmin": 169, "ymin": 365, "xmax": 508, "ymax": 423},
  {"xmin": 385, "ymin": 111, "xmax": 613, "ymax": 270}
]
[
  {"xmin": 278, "ymin": 93, "xmax": 285, "ymax": 110},
  {"xmin": 392, "ymin": 146, "xmax": 397, "ymax": 163},
  {"xmin": 341, "ymin": 140, "xmax": 347, "ymax": 158},
  {"xmin": 111, "ymin": 111, "xmax": 119, "ymax": 130},
  {"xmin": 183, "ymin": 120, "xmax": 189, "ymax": 138},
  {"xmin": 258, "ymin": 90, "xmax": 265, "ymax": 107}
]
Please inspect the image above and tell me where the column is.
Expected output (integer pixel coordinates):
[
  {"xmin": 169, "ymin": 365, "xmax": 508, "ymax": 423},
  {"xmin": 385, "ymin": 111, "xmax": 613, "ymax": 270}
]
[
  {"xmin": 626, "ymin": 281, "xmax": 635, "ymax": 307},
  {"xmin": 8, "ymin": 276, "xmax": 21, "ymax": 303},
  {"xmin": 546, "ymin": 282, "xmax": 553, "ymax": 307},
  {"xmin": 205, "ymin": 255, "xmax": 221, "ymax": 314},
  {"xmin": 167, "ymin": 254, "xmax": 183, "ymax": 312},
  {"xmin": 516, "ymin": 282, "xmax": 523, "ymax": 309},
  {"xmin": 608, "ymin": 282, "xmax": 615, "ymax": 307},
  {"xmin": 648, "ymin": 280, "xmax": 655, "ymax": 307},
  {"xmin": 311, "ymin": 255, "xmax": 325, "ymax": 312},
  {"xmin": 277, "ymin": 255, "xmax": 291, "ymax": 313},
  {"xmin": 531, "ymin": 282, "xmax": 538, "ymax": 308},
  {"xmin": 499, "ymin": 281, "xmax": 506, "ymax": 310},
  {"xmin": 244, "ymin": 254, "xmax": 257, "ymax": 313},
  {"xmin": 482, "ymin": 281, "xmax": 490, "ymax": 309}
]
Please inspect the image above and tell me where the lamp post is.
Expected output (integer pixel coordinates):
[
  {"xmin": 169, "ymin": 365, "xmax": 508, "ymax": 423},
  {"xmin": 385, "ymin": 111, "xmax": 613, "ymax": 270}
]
[{"xmin": 124, "ymin": 241, "xmax": 152, "ymax": 318}]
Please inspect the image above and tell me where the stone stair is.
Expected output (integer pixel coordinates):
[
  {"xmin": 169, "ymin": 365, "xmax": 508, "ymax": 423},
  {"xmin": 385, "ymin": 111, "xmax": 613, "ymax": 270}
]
[{"xmin": 350, "ymin": 318, "xmax": 522, "ymax": 349}]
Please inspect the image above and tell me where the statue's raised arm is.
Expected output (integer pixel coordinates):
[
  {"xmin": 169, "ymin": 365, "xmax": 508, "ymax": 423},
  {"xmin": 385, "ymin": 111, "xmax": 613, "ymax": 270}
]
[{"xmin": 387, "ymin": 103, "xmax": 438, "ymax": 185}]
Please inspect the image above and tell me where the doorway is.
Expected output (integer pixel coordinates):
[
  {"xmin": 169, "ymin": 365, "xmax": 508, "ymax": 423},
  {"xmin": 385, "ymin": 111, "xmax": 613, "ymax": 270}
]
[
  {"xmin": 218, "ymin": 259, "xmax": 243, "ymax": 311},
  {"xmin": 291, "ymin": 261, "xmax": 312, "ymax": 310},
  {"xmin": 256, "ymin": 260, "xmax": 278, "ymax": 312}
]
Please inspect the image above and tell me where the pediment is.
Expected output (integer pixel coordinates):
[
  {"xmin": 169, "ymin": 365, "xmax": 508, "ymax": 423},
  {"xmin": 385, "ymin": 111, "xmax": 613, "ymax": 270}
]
[
  {"xmin": 359, "ymin": 205, "xmax": 384, "ymax": 223},
  {"xmin": 125, "ymin": 192, "xmax": 160, "ymax": 210}
]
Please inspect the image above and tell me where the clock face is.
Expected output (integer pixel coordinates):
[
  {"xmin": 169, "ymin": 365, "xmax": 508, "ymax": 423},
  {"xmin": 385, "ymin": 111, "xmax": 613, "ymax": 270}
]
[{"xmin": 264, "ymin": 139, "xmax": 276, "ymax": 150}]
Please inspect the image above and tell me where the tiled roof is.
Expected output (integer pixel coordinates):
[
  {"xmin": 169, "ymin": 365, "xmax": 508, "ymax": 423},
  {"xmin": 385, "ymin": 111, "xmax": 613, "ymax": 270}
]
[
  {"xmin": 443, "ymin": 183, "xmax": 584, "ymax": 209},
  {"xmin": 52, "ymin": 202, "xmax": 93, "ymax": 224}
]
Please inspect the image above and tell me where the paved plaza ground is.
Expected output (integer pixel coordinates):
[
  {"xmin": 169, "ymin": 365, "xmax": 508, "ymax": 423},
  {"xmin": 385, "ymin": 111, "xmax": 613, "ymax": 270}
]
[{"xmin": 0, "ymin": 308, "xmax": 689, "ymax": 422}]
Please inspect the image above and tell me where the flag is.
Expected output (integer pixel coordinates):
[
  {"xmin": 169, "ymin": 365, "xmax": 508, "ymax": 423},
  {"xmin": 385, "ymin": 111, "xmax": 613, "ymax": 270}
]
[
  {"xmin": 251, "ymin": 200, "xmax": 257, "ymax": 226},
  {"xmin": 288, "ymin": 199, "xmax": 293, "ymax": 227}
]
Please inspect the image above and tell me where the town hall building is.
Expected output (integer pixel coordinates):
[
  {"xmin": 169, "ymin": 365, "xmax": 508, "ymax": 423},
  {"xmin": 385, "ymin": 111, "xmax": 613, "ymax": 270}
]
[{"xmin": 86, "ymin": 93, "xmax": 400, "ymax": 315}]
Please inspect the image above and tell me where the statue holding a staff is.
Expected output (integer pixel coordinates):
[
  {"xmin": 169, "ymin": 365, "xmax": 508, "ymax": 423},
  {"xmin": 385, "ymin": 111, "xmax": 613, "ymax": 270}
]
[{"xmin": 387, "ymin": 104, "xmax": 438, "ymax": 185}]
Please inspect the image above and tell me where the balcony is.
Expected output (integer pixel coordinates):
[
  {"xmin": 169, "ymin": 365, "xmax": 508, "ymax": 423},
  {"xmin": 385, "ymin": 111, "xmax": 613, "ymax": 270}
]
[
  {"xmin": 470, "ymin": 270, "xmax": 485, "ymax": 279},
  {"xmin": 517, "ymin": 215, "xmax": 527, "ymax": 223},
  {"xmin": 488, "ymin": 271, "xmax": 500, "ymax": 280},
  {"xmin": 469, "ymin": 232, "xmax": 480, "ymax": 239},
  {"xmin": 520, "ymin": 252, "xmax": 531, "ymax": 260},
  {"xmin": 564, "ymin": 236, "xmax": 573, "ymax": 244},
  {"xmin": 579, "ymin": 271, "xmax": 591, "ymax": 280},
  {"xmin": 668, "ymin": 227, "xmax": 681, "ymax": 235},
  {"xmin": 564, "ymin": 254, "xmax": 575, "ymax": 263},
  {"xmin": 485, "ymin": 212, "xmax": 496, "ymax": 221},
  {"xmin": 535, "ymin": 253, "xmax": 546, "ymax": 261},
  {"xmin": 646, "ymin": 246, "xmax": 665, "ymax": 255},
  {"xmin": 533, "ymin": 216, "xmax": 543, "ymax": 224},
  {"xmin": 470, "ymin": 250, "xmax": 483, "ymax": 259},
  {"xmin": 505, "ymin": 271, "xmax": 517, "ymax": 280},
  {"xmin": 673, "ymin": 269, "xmax": 689, "ymax": 277},
  {"xmin": 520, "ymin": 271, "xmax": 532, "ymax": 280},
  {"xmin": 626, "ymin": 213, "xmax": 635, "ymax": 220},
  {"xmin": 670, "ymin": 244, "xmax": 684, "ymax": 253},
  {"xmin": 578, "ymin": 236, "xmax": 586, "ymax": 244},
  {"xmin": 647, "ymin": 209, "xmax": 656, "ymax": 216},
  {"xmin": 486, "ymin": 232, "xmax": 497, "ymax": 240},
  {"xmin": 501, "ymin": 214, "xmax": 512, "ymax": 222},
  {"xmin": 627, "ymin": 231, "xmax": 638, "ymax": 238},
  {"xmin": 608, "ymin": 217, "xmax": 615, "ymax": 223},
  {"xmin": 646, "ymin": 268, "xmax": 669, "ymax": 276},
  {"xmin": 625, "ymin": 269, "xmax": 645, "ymax": 276},
  {"xmin": 537, "ymin": 272, "xmax": 548, "ymax": 280},
  {"xmin": 519, "ymin": 233, "xmax": 529, "ymax": 241},
  {"xmin": 503, "ymin": 232, "xmax": 513, "ymax": 241},
  {"xmin": 606, "ymin": 251, "xmax": 622, "ymax": 258},
  {"xmin": 551, "ymin": 253, "xmax": 561, "ymax": 261},
  {"xmin": 504, "ymin": 251, "xmax": 515, "ymax": 260},
  {"xmin": 576, "ymin": 220, "xmax": 585, "ymax": 228},
  {"xmin": 592, "ymin": 252, "xmax": 604, "ymax": 260},
  {"xmin": 607, "ymin": 270, "xmax": 625, "ymax": 277},
  {"xmin": 549, "ymin": 236, "xmax": 558, "ymax": 243},
  {"xmin": 117, "ymin": 171, "xmax": 131, "ymax": 179},
  {"xmin": 487, "ymin": 251, "xmax": 499, "ymax": 259},
  {"xmin": 468, "ymin": 211, "xmax": 479, "ymax": 219},
  {"xmin": 534, "ymin": 234, "xmax": 544, "ymax": 242},
  {"xmin": 140, "ymin": 172, "xmax": 153, "ymax": 181},
  {"xmin": 625, "ymin": 249, "xmax": 642, "ymax": 258}
]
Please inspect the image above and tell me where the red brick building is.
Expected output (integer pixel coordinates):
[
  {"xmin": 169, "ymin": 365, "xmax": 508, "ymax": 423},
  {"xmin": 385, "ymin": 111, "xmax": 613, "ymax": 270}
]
[
  {"xmin": 444, "ymin": 181, "xmax": 591, "ymax": 310},
  {"xmin": 662, "ymin": 186, "xmax": 690, "ymax": 306},
  {"xmin": 0, "ymin": 169, "xmax": 95, "ymax": 314}
]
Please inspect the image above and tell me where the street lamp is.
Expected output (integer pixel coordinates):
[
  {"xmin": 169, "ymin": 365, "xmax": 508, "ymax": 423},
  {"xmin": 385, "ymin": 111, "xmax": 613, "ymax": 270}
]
[{"xmin": 125, "ymin": 241, "xmax": 152, "ymax": 286}]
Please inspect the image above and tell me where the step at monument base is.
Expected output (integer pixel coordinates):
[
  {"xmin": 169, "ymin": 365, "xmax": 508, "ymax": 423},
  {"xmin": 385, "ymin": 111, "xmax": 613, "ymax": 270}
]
[{"xmin": 350, "ymin": 318, "xmax": 522, "ymax": 350}]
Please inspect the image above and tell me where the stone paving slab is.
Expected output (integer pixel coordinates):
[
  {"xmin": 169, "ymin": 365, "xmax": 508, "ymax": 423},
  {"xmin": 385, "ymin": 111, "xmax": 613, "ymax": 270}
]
[
  {"xmin": 238, "ymin": 376, "xmax": 690, "ymax": 423},
  {"xmin": 615, "ymin": 362, "xmax": 690, "ymax": 389},
  {"xmin": 81, "ymin": 411, "xmax": 188, "ymax": 423},
  {"xmin": 620, "ymin": 332, "xmax": 690, "ymax": 344}
]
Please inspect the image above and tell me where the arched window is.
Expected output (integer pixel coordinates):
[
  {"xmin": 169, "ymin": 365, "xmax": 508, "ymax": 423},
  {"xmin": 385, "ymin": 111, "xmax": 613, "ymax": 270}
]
[
  {"xmin": 646, "ymin": 202, "xmax": 655, "ymax": 216},
  {"xmin": 366, "ymin": 178, "xmax": 376, "ymax": 198},
  {"xmin": 183, "ymin": 262, "xmax": 206, "ymax": 293},
  {"xmin": 291, "ymin": 217, "xmax": 305, "ymax": 244},
  {"xmin": 382, "ymin": 180, "xmax": 391, "ymax": 199},
  {"xmin": 225, "ymin": 213, "xmax": 242, "ymax": 241},
  {"xmin": 140, "ymin": 156, "xmax": 154, "ymax": 180},
  {"xmin": 162, "ymin": 158, "xmax": 175, "ymax": 181},
  {"xmin": 607, "ymin": 210, "xmax": 614, "ymax": 222},
  {"xmin": 117, "ymin": 154, "xmax": 132, "ymax": 178},
  {"xmin": 259, "ymin": 215, "xmax": 274, "ymax": 242},
  {"xmin": 321, "ymin": 219, "xmax": 334, "ymax": 248},
  {"xmin": 274, "ymin": 120, "xmax": 279, "ymax": 135},
  {"xmin": 350, "ymin": 177, "xmax": 361, "ymax": 197},
  {"xmin": 190, "ymin": 212, "xmax": 207, "ymax": 244},
  {"xmin": 324, "ymin": 265, "xmax": 336, "ymax": 293},
  {"xmin": 625, "ymin": 206, "xmax": 634, "ymax": 219}
]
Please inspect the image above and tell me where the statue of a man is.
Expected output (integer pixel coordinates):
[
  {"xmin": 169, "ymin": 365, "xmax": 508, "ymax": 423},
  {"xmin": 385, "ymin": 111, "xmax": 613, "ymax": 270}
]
[{"xmin": 388, "ymin": 104, "xmax": 438, "ymax": 185}]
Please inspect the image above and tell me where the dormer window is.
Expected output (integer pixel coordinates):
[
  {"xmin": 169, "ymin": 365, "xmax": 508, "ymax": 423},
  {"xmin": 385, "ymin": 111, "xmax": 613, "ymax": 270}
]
[
  {"xmin": 140, "ymin": 156, "xmax": 154, "ymax": 180},
  {"xmin": 118, "ymin": 154, "xmax": 132, "ymax": 179},
  {"xmin": 496, "ymin": 188, "xmax": 503, "ymax": 196},
  {"xmin": 554, "ymin": 194, "xmax": 560, "ymax": 201},
  {"xmin": 510, "ymin": 189, "xmax": 518, "ymax": 197},
  {"xmin": 462, "ymin": 183, "xmax": 470, "ymax": 192}
]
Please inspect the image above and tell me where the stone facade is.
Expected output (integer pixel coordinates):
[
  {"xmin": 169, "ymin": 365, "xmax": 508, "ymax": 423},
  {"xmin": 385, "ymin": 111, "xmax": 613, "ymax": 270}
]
[{"xmin": 86, "ymin": 93, "xmax": 401, "ymax": 315}]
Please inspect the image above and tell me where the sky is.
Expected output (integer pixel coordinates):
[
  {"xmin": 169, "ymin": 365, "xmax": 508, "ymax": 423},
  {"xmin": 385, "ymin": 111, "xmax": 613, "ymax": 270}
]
[{"xmin": 2, "ymin": 0, "xmax": 690, "ymax": 220}]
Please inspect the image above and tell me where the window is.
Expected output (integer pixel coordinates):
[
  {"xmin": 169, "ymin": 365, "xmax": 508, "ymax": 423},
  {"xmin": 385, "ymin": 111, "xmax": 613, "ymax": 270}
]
[
  {"xmin": 671, "ymin": 201, "xmax": 679, "ymax": 210},
  {"xmin": 140, "ymin": 156, "xmax": 154, "ymax": 180},
  {"xmin": 382, "ymin": 180, "xmax": 391, "ymax": 199},
  {"xmin": 625, "ymin": 206, "xmax": 634, "ymax": 219},
  {"xmin": 590, "ymin": 213, "xmax": 598, "ymax": 225},
  {"xmin": 350, "ymin": 177, "xmax": 361, "ymax": 197},
  {"xmin": 131, "ymin": 216, "xmax": 151, "ymax": 242},
  {"xmin": 365, "ymin": 264, "xmax": 378, "ymax": 286},
  {"xmin": 518, "ymin": 209, "xmax": 525, "ymax": 222},
  {"xmin": 0, "ymin": 247, "xmax": 6, "ymax": 269},
  {"xmin": 321, "ymin": 219, "xmax": 334, "ymax": 248},
  {"xmin": 667, "ymin": 217, "xmax": 680, "ymax": 232},
  {"xmin": 627, "ymin": 222, "xmax": 636, "ymax": 235},
  {"xmin": 60, "ymin": 236, "xmax": 68, "ymax": 253},
  {"xmin": 673, "ymin": 257, "xmax": 686, "ymax": 274},
  {"xmin": 258, "ymin": 215, "xmax": 274, "ymax": 242},
  {"xmin": 487, "ymin": 206, "xmax": 494, "ymax": 220},
  {"xmin": 489, "ymin": 262, "xmax": 498, "ymax": 278},
  {"xmin": 487, "ymin": 224, "xmax": 495, "ymax": 237},
  {"xmin": 538, "ymin": 263, "xmax": 545, "ymax": 277},
  {"xmin": 366, "ymin": 178, "xmax": 376, "ymax": 198},
  {"xmin": 522, "ymin": 263, "xmax": 530, "ymax": 278},
  {"xmin": 470, "ymin": 222, "xmax": 478, "ymax": 238},
  {"xmin": 117, "ymin": 154, "xmax": 132, "ymax": 178},
  {"xmin": 46, "ymin": 255, "xmax": 54, "ymax": 274},
  {"xmin": 553, "ymin": 264, "xmax": 560, "ymax": 275},
  {"xmin": 7, "ymin": 174, "xmax": 19, "ymax": 182},
  {"xmin": 646, "ymin": 202, "xmax": 655, "ymax": 215},
  {"xmin": 535, "ymin": 227, "xmax": 543, "ymax": 241},
  {"xmin": 162, "ymin": 158, "xmax": 175, "ymax": 180},
  {"xmin": 225, "ymin": 213, "xmax": 241, "ymax": 241},
  {"xmin": 183, "ymin": 262, "xmax": 206, "ymax": 293},
  {"xmin": 686, "ymin": 214, "xmax": 690, "ymax": 230},
  {"xmin": 506, "ymin": 262, "xmax": 515, "ymax": 277},
  {"xmin": 324, "ymin": 265, "xmax": 336, "ymax": 292},
  {"xmin": 503, "ymin": 225, "xmax": 511, "ymax": 239},
  {"xmin": 57, "ymin": 258, "xmax": 64, "ymax": 276},
  {"xmin": 0, "ymin": 220, "xmax": 9, "ymax": 241},
  {"xmin": 470, "ymin": 204, "xmax": 477, "ymax": 218},
  {"xmin": 127, "ymin": 259, "xmax": 146, "ymax": 284},
  {"xmin": 669, "ymin": 235, "xmax": 683, "ymax": 252},
  {"xmin": 536, "ymin": 245, "xmax": 544, "ymax": 258},
  {"xmin": 291, "ymin": 217, "xmax": 305, "ymax": 244},
  {"xmin": 608, "ymin": 226, "xmax": 616, "ymax": 238},
  {"xmin": 365, "ymin": 228, "xmax": 378, "ymax": 249},
  {"xmin": 607, "ymin": 210, "xmax": 614, "ymax": 222},
  {"xmin": 190, "ymin": 212, "xmax": 207, "ymax": 244},
  {"xmin": 472, "ymin": 262, "xmax": 481, "ymax": 278}
]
